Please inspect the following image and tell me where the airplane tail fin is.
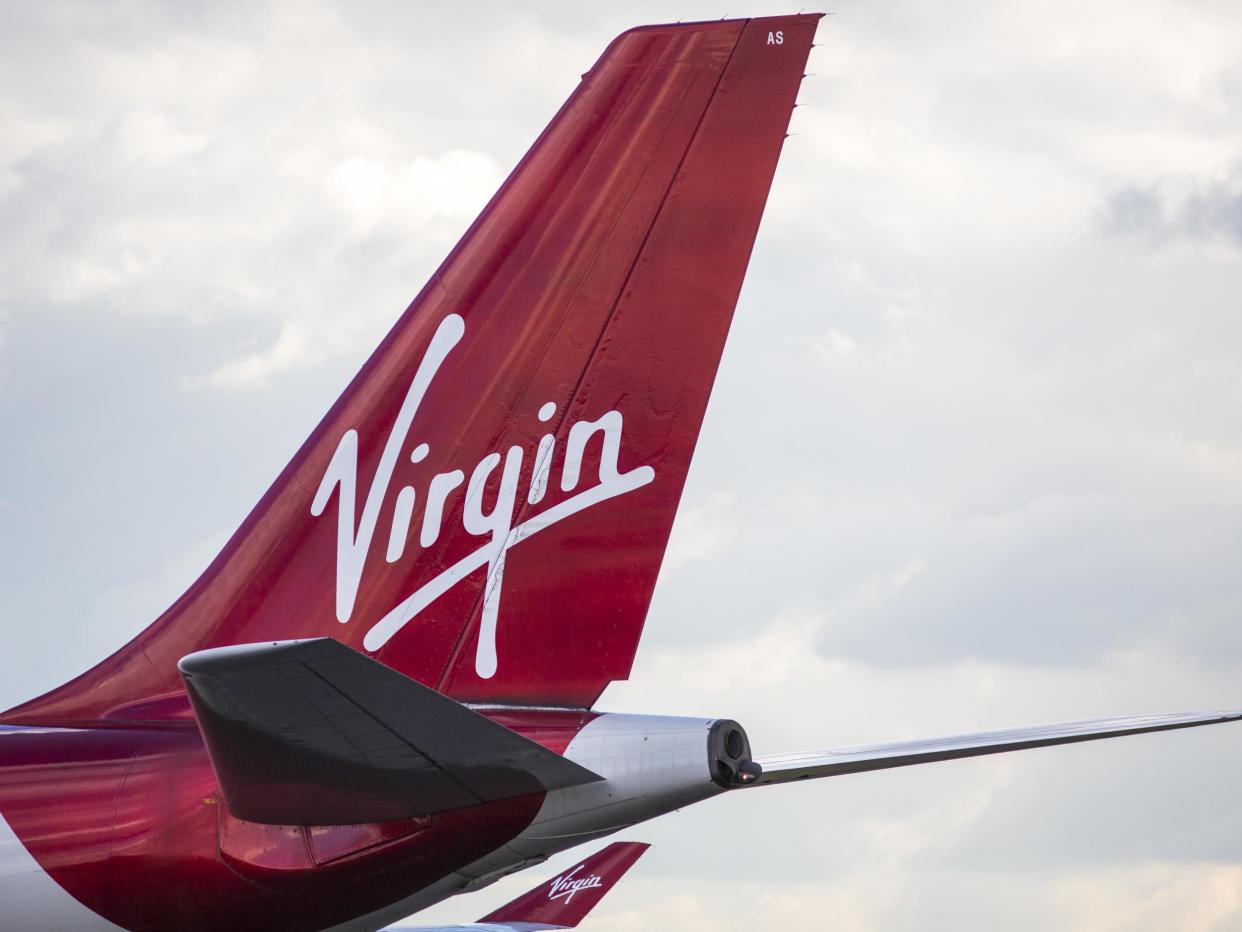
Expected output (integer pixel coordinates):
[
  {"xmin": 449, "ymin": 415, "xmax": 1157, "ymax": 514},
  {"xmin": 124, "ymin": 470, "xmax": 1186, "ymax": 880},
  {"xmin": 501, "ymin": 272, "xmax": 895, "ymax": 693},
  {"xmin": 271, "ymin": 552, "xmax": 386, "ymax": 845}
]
[
  {"xmin": 5, "ymin": 15, "xmax": 821, "ymax": 725},
  {"xmin": 477, "ymin": 842, "xmax": 649, "ymax": 929}
]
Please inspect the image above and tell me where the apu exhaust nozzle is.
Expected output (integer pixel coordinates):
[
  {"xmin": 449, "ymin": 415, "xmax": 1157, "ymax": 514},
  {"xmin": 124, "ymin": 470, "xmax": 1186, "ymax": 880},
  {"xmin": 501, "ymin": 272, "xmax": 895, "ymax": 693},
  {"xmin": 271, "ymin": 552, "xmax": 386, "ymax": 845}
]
[{"xmin": 708, "ymin": 719, "xmax": 763, "ymax": 788}]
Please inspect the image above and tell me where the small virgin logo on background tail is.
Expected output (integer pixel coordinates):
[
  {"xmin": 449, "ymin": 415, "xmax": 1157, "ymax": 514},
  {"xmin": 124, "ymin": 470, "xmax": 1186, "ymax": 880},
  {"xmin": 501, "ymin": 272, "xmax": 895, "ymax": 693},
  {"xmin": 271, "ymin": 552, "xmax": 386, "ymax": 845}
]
[
  {"xmin": 547, "ymin": 864, "xmax": 604, "ymax": 904},
  {"xmin": 478, "ymin": 842, "xmax": 650, "ymax": 927},
  {"xmin": 311, "ymin": 314, "xmax": 656, "ymax": 679}
]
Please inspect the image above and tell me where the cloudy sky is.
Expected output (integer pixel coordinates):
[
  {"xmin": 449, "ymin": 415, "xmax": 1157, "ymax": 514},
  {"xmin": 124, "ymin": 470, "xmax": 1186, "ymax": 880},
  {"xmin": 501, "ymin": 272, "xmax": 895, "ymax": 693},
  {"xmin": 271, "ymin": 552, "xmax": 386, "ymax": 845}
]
[{"xmin": 4, "ymin": 1, "xmax": 1242, "ymax": 929}]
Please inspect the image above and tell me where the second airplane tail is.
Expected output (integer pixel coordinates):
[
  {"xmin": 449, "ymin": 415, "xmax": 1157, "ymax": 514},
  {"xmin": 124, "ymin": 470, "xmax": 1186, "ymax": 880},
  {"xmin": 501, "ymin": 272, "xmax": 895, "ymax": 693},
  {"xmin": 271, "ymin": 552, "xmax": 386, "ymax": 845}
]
[{"xmin": 476, "ymin": 842, "xmax": 649, "ymax": 929}]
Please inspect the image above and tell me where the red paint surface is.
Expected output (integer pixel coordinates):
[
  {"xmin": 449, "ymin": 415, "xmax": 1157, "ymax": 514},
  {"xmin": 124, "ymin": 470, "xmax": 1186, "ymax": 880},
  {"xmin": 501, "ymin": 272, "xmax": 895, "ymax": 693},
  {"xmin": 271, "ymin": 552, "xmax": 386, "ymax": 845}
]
[
  {"xmin": 483, "ymin": 708, "xmax": 600, "ymax": 755},
  {"xmin": 0, "ymin": 707, "xmax": 602, "ymax": 928},
  {"xmin": 0, "ymin": 723, "xmax": 543, "ymax": 931}
]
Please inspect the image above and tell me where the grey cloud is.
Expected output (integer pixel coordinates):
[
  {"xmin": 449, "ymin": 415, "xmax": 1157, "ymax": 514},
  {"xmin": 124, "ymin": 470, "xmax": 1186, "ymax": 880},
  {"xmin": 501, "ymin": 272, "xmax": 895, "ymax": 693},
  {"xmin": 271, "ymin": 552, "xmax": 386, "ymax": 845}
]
[
  {"xmin": 1101, "ymin": 186, "xmax": 1166, "ymax": 237},
  {"xmin": 1183, "ymin": 174, "xmax": 1242, "ymax": 244},
  {"xmin": 937, "ymin": 727, "xmax": 1242, "ymax": 871},
  {"xmin": 819, "ymin": 499, "xmax": 1242, "ymax": 667},
  {"xmin": 1103, "ymin": 168, "xmax": 1242, "ymax": 246}
]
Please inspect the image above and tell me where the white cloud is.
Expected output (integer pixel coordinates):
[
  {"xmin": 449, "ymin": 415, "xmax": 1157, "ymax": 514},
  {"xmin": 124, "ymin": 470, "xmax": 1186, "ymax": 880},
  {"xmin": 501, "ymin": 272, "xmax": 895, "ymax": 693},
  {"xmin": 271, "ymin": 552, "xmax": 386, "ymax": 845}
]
[
  {"xmin": 664, "ymin": 490, "xmax": 739, "ymax": 574},
  {"xmin": 195, "ymin": 319, "xmax": 321, "ymax": 391},
  {"xmin": 1059, "ymin": 864, "xmax": 1242, "ymax": 932},
  {"xmin": 813, "ymin": 326, "xmax": 859, "ymax": 362},
  {"xmin": 329, "ymin": 149, "xmax": 501, "ymax": 233}
]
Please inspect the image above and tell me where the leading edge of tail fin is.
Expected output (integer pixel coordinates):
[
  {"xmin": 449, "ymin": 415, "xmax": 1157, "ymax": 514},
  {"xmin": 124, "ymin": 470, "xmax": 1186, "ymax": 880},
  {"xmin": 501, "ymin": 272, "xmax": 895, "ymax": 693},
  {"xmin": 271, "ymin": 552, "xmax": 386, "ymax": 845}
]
[
  {"xmin": 477, "ymin": 842, "xmax": 650, "ymax": 929},
  {"xmin": 5, "ymin": 14, "xmax": 822, "ymax": 724}
]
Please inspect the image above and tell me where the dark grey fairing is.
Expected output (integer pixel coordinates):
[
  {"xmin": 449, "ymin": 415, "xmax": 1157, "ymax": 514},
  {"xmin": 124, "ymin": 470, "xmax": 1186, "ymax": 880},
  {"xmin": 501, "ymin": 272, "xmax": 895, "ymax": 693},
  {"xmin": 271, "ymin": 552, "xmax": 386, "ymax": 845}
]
[
  {"xmin": 178, "ymin": 638, "xmax": 602, "ymax": 825},
  {"xmin": 707, "ymin": 719, "xmax": 758, "ymax": 788}
]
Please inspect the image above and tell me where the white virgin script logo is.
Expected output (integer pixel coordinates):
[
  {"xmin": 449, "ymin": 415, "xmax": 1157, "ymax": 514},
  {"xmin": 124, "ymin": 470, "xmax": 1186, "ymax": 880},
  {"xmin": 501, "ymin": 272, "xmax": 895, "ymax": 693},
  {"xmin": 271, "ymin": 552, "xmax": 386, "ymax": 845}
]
[
  {"xmin": 310, "ymin": 313, "xmax": 655, "ymax": 679},
  {"xmin": 547, "ymin": 864, "xmax": 604, "ymax": 904}
]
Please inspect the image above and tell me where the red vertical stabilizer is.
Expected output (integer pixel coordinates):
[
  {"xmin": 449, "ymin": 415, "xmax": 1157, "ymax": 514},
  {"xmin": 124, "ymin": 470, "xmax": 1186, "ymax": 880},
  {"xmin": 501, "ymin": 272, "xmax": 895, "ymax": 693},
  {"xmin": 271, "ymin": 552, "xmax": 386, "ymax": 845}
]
[
  {"xmin": 5, "ymin": 15, "xmax": 821, "ymax": 723},
  {"xmin": 478, "ymin": 842, "xmax": 650, "ymax": 928}
]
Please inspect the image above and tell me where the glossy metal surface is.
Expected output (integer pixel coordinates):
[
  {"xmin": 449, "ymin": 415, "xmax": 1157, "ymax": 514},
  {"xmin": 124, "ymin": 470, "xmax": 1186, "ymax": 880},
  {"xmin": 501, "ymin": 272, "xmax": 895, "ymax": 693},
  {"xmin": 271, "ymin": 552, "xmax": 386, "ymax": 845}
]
[{"xmin": 503, "ymin": 713, "xmax": 726, "ymax": 859}]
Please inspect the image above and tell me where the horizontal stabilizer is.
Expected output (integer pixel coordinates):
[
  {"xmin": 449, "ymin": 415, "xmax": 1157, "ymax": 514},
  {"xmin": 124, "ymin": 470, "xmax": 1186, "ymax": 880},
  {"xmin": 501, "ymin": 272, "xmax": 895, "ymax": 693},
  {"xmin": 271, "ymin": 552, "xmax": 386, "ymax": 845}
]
[
  {"xmin": 754, "ymin": 710, "xmax": 1242, "ymax": 785},
  {"xmin": 179, "ymin": 639, "xmax": 602, "ymax": 825}
]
